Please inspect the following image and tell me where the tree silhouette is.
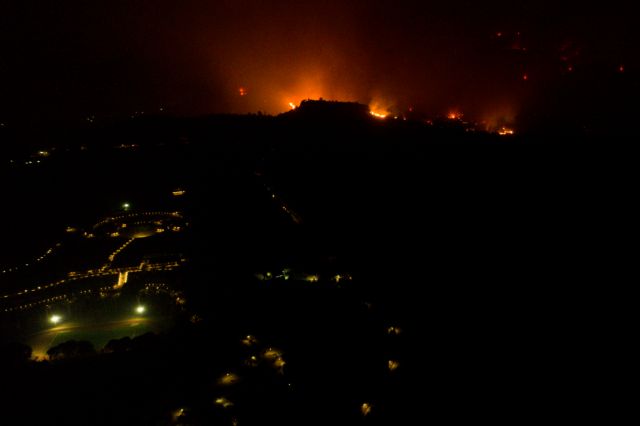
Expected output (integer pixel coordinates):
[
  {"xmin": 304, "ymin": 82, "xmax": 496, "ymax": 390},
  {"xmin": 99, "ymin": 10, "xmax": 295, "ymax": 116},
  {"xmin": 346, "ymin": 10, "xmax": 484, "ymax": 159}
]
[{"xmin": 47, "ymin": 340, "xmax": 96, "ymax": 360}]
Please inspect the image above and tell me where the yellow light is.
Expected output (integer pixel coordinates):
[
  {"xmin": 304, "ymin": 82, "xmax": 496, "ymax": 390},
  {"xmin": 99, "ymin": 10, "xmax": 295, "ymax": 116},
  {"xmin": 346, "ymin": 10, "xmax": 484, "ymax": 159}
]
[
  {"xmin": 387, "ymin": 326, "xmax": 402, "ymax": 335},
  {"xmin": 50, "ymin": 314, "xmax": 62, "ymax": 324},
  {"xmin": 135, "ymin": 305, "xmax": 146, "ymax": 314},
  {"xmin": 361, "ymin": 403, "xmax": 372, "ymax": 416},
  {"xmin": 370, "ymin": 111, "xmax": 387, "ymax": 119},
  {"xmin": 289, "ymin": 102, "xmax": 297, "ymax": 110},
  {"xmin": 274, "ymin": 356, "xmax": 286, "ymax": 371},
  {"xmin": 172, "ymin": 408, "xmax": 186, "ymax": 421},
  {"xmin": 263, "ymin": 347, "xmax": 283, "ymax": 360},
  {"xmin": 218, "ymin": 373, "xmax": 239, "ymax": 385},
  {"xmin": 215, "ymin": 397, "xmax": 234, "ymax": 408},
  {"xmin": 242, "ymin": 335, "xmax": 258, "ymax": 346},
  {"xmin": 388, "ymin": 360, "xmax": 400, "ymax": 371},
  {"xmin": 334, "ymin": 274, "xmax": 343, "ymax": 283}
]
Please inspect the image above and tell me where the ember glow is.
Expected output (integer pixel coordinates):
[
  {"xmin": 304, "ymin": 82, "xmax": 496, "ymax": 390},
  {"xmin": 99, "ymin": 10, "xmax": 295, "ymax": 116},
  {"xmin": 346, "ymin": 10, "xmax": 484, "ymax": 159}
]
[
  {"xmin": 498, "ymin": 126, "xmax": 515, "ymax": 136},
  {"xmin": 447, "ymin": 111, "xmax": 463, "ymax": 120},
  {"xmin": 368, "ymin": 98, "xmax": 393, "ymax": 120}
]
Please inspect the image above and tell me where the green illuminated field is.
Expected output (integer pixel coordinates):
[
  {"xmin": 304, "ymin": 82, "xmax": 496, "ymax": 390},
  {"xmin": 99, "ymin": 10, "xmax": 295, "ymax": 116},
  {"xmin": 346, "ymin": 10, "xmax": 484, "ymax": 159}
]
[{"xmin": 28, "ymin": 317, "xmax": 171, "ymax": 358}]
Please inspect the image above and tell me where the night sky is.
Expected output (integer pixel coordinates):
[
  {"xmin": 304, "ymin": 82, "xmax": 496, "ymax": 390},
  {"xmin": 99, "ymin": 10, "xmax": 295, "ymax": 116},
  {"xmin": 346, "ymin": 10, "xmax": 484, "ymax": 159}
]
[{"xmin": 1, "ymin": 1, "xmax": 636, "ymax": 130}]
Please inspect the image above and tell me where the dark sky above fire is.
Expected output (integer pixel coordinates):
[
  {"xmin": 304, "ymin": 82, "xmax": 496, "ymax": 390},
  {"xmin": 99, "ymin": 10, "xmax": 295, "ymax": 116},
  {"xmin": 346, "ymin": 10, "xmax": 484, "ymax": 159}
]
[{"xmin": 1, "ymin": 0, "xmax": 635, "ymax": 129}]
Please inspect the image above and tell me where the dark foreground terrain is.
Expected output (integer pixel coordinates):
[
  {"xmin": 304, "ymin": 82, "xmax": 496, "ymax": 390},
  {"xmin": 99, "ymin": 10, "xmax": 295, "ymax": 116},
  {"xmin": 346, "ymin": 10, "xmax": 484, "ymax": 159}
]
[{"xmin": 0, "ymin": 104, "xmax": 628, "ymax": 424}]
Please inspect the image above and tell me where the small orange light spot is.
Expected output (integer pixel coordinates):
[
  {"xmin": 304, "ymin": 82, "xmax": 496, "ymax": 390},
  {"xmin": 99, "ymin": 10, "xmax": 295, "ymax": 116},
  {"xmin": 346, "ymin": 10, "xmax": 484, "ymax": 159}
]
[
  {"xmin": 288, "ymin": 102, "xmax": 297, "ymax": 110},
  {"xmin": 238, "ymin": 87, "xmax": 247, "ymax": 96},
  {"xmin": 447, "ymin": 111, "xmax": 462, "ymax": 120}
]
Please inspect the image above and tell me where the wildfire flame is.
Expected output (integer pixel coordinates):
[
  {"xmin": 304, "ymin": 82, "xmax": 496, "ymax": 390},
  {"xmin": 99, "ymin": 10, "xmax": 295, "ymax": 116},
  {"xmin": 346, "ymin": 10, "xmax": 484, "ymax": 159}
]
[
  {"xmin": 498, "ymin": 126, "xmax": 515, "ymax": 136},
  {"xmin": 370, "ymin": 110, "xmax": 387, "ymax": 119},
  {"xmin": 288, "ymin": 102, "xmax": 297, "ymax": 110},
  {"xmin": 447, "ymin": 111, "xmax": 463, "ymax": 120},
  {"xmin": 238, "ymin": 87, "xmax": 247, "ymax": 96}
]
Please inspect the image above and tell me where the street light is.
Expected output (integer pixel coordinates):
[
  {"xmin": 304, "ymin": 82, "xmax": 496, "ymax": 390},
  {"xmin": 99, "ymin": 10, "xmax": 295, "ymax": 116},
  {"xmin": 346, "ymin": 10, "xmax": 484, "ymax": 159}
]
[
  {"xmin": 123, "ymin": 202, "xmax": 130, "ymax": 211},
  {"xmin": 50, "ymin": 314, "xmax": 62, "ymax": 324},
  {"xmin": 135, "ymin": 305, "xmax": 146, "ymax": 314}
]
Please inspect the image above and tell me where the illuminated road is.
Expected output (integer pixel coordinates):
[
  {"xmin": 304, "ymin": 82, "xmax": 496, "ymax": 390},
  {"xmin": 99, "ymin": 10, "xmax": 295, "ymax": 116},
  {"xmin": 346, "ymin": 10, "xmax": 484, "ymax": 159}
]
[
  {"xmin": 1, "ymin": 242, "xmax": 63, "ymax": 275},
  {"xmin": 1, "ymin": 259, "xmax": 186, "ymax": 312},
  {"xmin": 1, "ymin": 209, "xmax": 187, "ymax": 317},
  {"xmin": 2, "ymin": 211, "xmax": 184, "ymax": 279},
  {"xmin": 92, "ymin": 211, "xmax": 183, "ymax": 231},
  {"xmin": 255, "ymin": 173, "xmax": 303, "ymax": 225}
]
